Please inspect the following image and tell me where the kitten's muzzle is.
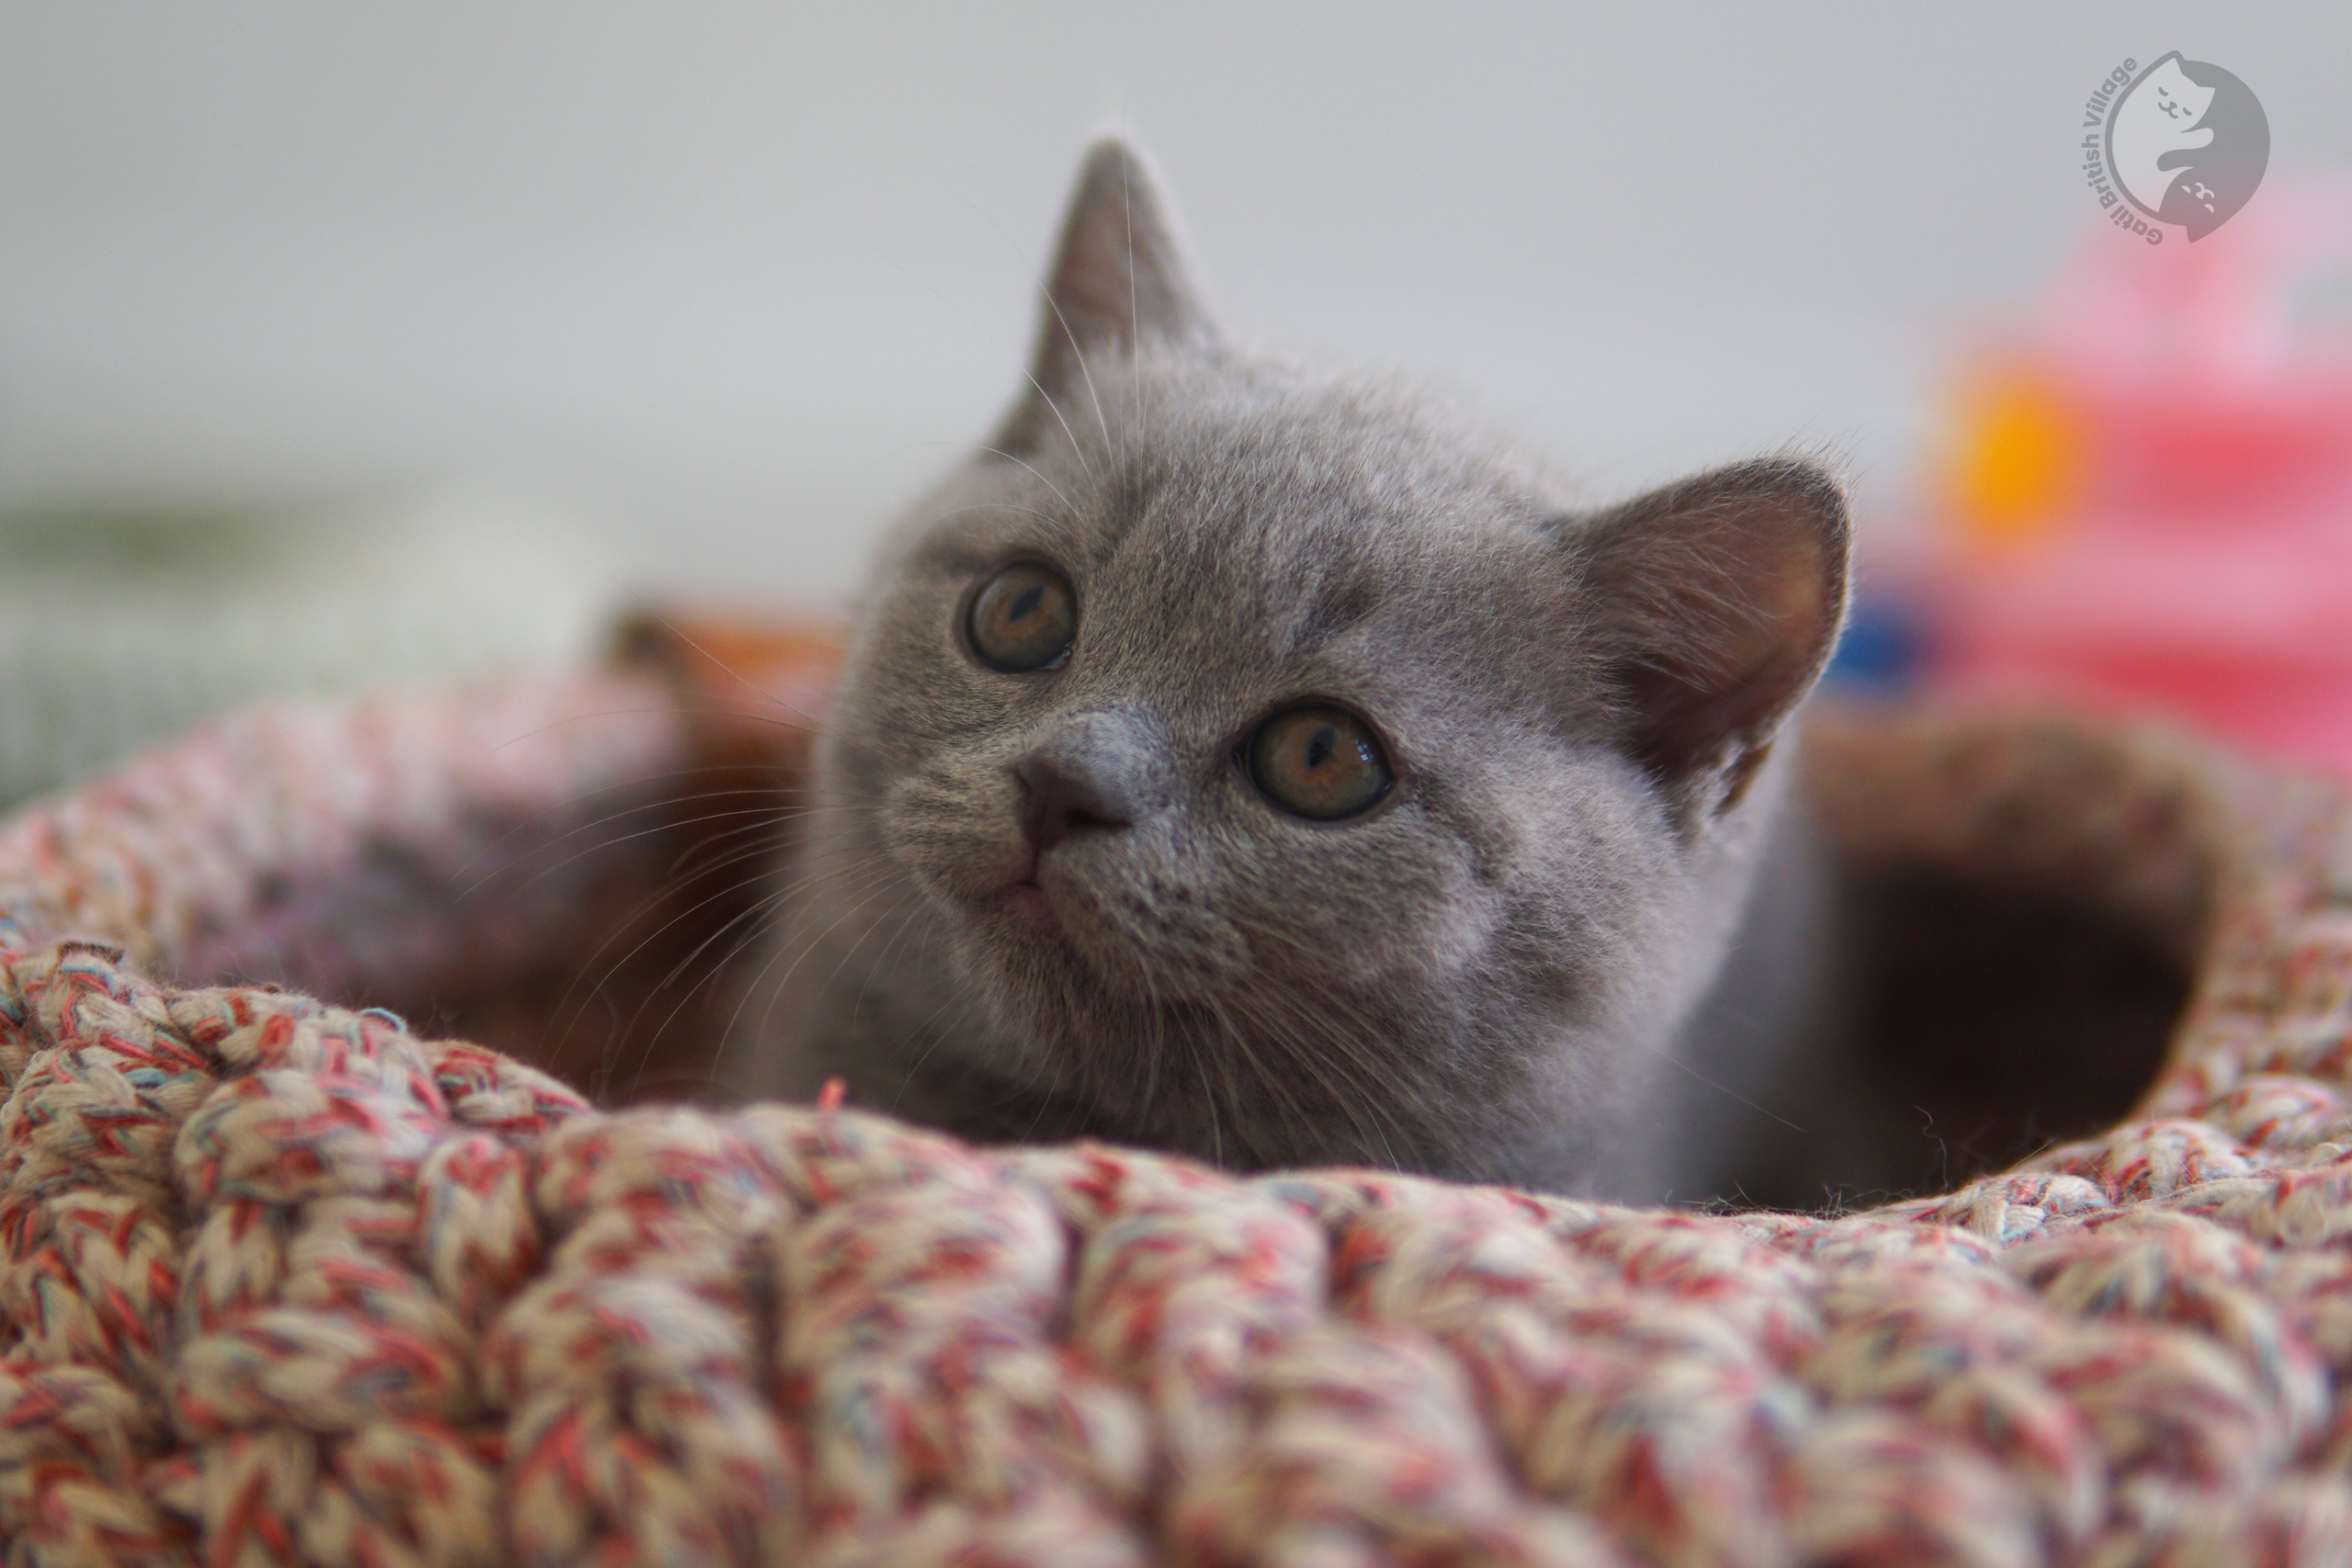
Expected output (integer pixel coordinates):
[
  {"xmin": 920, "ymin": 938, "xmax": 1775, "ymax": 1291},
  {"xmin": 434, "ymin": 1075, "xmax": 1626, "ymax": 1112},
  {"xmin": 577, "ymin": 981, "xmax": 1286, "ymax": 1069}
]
[
  {"xmin": 990, "ymin": 710, "xmax": 1167, "ymax": 938},
  {"xmin": 998, "ymin": 749, "xmax": 1133, "ymax": 937},
  {"xmin": 1013, "ymin": 750, "xmax": 1135, "ymax": 855},
  {"xmin": 1009, "ymin": 709, "xmax": 1164, "ymax": 858}
]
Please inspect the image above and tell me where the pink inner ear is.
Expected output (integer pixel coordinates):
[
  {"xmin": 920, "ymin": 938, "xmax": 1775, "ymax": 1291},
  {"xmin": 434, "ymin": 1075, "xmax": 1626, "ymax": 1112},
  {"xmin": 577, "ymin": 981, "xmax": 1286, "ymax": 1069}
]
[{"xmin": 1579, "ymin": 458, "xmax": 1850, "ymax": 807}]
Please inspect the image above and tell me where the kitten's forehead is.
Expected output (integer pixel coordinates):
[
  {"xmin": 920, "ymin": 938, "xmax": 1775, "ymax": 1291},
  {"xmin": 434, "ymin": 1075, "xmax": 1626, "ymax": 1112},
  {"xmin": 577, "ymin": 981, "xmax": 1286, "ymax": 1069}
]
[
  {"xmin": 1057, "ymin": 357, "xmax": 1557, "ymax": 642},
  {"xmin": 899, "ymin": 351, "xmax": 1577, "ymax": 735}
]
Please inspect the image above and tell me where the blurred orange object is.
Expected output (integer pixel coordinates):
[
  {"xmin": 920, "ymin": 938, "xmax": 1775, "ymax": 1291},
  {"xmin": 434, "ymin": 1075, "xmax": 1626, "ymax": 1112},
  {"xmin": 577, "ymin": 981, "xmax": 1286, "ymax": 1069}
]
[{"xmin": 1946, "ymin": 371, "xmax": 2086, "ymax": 547}]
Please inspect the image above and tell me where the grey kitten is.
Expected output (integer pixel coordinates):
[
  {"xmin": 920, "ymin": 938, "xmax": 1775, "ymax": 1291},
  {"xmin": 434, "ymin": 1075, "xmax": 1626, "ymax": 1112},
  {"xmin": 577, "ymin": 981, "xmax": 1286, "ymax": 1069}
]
[{"xmin": 741, "ymin": 138, "xmax": 1851, "ymax": 1201}]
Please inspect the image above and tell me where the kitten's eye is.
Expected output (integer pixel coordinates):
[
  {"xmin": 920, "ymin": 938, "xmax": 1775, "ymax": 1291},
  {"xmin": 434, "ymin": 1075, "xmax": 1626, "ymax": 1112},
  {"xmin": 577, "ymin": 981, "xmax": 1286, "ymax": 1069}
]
[
  {"xmin": 1249, "ymin": 705, "xmax": 1393, "ymax": 820},
  {"xmin": 967, "ymin": 561, "xmax": 1077, "ymax": 672}
]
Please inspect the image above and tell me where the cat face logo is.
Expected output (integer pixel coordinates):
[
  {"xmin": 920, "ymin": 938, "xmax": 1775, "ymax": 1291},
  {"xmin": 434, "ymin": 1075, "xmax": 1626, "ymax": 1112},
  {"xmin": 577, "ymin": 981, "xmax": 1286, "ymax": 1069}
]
[{"xmin": 2101, "ymin": 52, "xmax": 2269, "ymax": 240}]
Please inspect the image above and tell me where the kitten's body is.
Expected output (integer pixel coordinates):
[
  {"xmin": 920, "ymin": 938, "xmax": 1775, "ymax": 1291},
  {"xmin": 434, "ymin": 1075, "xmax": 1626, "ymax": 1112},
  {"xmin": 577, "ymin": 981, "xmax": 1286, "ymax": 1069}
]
[{"xmin": 740, "ymin": 141, "xmax": 1852, "ymax": 1201}]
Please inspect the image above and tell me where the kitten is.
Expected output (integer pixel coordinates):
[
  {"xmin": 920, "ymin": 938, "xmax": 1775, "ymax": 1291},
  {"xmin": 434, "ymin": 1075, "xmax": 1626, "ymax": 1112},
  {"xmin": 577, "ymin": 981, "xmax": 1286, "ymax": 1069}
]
[{"xmin": 741, "ymin": 138, "xmax": 1851, "ymax": 1201}]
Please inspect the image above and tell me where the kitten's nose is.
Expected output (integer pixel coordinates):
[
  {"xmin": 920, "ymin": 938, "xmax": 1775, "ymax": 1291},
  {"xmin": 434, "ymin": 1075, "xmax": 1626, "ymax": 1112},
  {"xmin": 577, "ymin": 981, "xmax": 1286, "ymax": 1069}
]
[
  {"xmin": 1011, "ymin": 711, "xmax": 1158, "ymax": 854},
  {"xmin": 1013, "ymin": 751, "xmax": 1133, "ymax": 853}
]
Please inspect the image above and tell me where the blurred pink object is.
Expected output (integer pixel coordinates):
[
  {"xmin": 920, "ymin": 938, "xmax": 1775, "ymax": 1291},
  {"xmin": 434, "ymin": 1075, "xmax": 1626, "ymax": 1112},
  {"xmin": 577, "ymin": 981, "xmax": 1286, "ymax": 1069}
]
[{"xmin": 1928, "ymin": 176, "xmax": 2352, "ymax": 775}]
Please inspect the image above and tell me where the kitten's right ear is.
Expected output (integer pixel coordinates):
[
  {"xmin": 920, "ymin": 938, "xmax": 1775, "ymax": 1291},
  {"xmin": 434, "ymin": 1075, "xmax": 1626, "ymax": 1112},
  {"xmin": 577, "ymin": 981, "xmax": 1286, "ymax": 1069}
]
[
  {"xmin": 998, "ymin": 137, "xmax": 1217, "ymax": 455},
  {"xmin": 1569, "ymin": 457, "xmax": 1851, "ymax": 832}
]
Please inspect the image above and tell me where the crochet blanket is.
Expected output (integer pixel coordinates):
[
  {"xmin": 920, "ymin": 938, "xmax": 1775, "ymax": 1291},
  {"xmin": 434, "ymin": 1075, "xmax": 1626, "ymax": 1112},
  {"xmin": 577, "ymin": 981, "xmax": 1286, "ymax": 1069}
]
[{"xmin": 2, "ymin": 649, "xmax": 2350, "ymax": 1567}]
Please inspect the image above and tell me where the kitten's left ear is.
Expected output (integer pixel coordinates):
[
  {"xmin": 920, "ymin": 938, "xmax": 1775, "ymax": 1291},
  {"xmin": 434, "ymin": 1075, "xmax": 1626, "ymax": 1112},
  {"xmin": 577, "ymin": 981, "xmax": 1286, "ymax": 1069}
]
[
  {"xmin": 1570, "ymin": 457, "xmax": 1850, "ymax": 830},
  {"xmin": 1000, "ymin": 137, "xmax": 1217, "ymax": 454}
]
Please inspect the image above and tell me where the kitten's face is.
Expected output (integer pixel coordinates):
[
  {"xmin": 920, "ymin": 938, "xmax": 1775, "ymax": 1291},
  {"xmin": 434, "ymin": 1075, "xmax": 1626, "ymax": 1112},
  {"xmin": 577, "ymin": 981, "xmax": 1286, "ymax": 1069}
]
[
  {"xmin": 831, "ymin": 362, "xmax": 1680, "ymax": 1174},
  {"xmin": 786, "ymin": 141, "xmax": 1847, "ymax": 1190}
]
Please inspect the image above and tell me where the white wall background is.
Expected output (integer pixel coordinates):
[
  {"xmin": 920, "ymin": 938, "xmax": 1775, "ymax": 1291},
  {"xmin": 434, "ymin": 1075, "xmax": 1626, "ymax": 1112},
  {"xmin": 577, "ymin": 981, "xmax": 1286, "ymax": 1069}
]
[{"xmin": 4, "ymin": 2, "xmax": 2346, "ymax": 609}]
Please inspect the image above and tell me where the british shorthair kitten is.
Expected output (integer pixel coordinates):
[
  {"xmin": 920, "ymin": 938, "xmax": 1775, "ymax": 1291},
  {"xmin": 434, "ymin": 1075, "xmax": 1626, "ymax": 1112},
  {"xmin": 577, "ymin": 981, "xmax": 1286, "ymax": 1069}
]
[{"xmin": 743, "ymin": 138, "xmax": 1853, "ymax": 1201}]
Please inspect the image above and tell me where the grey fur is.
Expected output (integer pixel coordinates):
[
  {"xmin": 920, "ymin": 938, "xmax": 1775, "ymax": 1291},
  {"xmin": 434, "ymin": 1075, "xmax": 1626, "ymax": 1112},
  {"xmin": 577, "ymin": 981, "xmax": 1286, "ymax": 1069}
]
[{"xmin": 740, "ymin": 138, "xmax": 1849, "ymax": 1200}]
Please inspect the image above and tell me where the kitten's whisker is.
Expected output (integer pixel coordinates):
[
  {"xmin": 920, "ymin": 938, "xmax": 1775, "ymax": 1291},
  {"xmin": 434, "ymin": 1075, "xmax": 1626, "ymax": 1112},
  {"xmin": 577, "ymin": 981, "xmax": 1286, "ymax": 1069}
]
[
  {"xmin": 1652, "ymin": 1047, "xmax": 1809, "ymax": 1134},
  {"xmin": 485, "ymin": 704, "xmax": 836, "ymax": 755},
  {"xmin": 849, "ymin": 901, "xmax": 929, "ymax": 1039},
  {"xmin": 1219, "ymin": 988, "xmax": 1342, "ymax": 1153},
  {"xmin": 546, "ymin": 831, "xmax": 815, "ymax": 1050},
  {"xmin": 1257, "ymin": 989, "xmax": 1412, "ymax": 1173},
  {"xmin": 1221, "ymin": 985, "xmax": 1370, "ymax": 1168},
  {"xmin": 888, "ymin": 988, "xmax": 980, "ymax": 1116},
  {"xmin": 621, "ymin": 894, "xmax": 805, "ymax": 1097},
  {"xmin": 451, "ymin": 780, "xmax": 880, "ymax": 899},
  {"xmin": 556, "ymin": 823, "xmax": 842, "ymax": 1018},
  {"xmin": 563, "ymin": 866, "xmax": 783, "ymax": 1080},
  {"xmin": 457, "ymin": 801, "xmax": 851, "ymax": 904},
  {"xmin": 443, "ymin": 762, "xmax": 846, "ymax": 884},
  {"xmin": 807, "ymin": 871, "xmax": 927, "ymax": 1027},
  {"xmin": 473, "ymin": 794, "xmax": 874, "ymax": 899},
  {"xmin": 1211, "ymin": 918, "xmax": 1422, "ymax": 1168},
  {"xmin": 652, "ymin": 798, "xmax": 882, "ymax": 879},
  {"xmin": 731, "ymin": 859, "xmax": 905, "ymax": 1040},
  {"xmin": 965, "ymin": 194, "xmax": 1118, "ymax": 466},
  {"xmin": 1181, "ymin": 1019, "xmax": 1221, "ymax": 1169},
  {"xmin": 1202, "ymin": 998, "xmax": 1288, "ymax": 1171},
  {"xmin": 713, "ymin": 860, "xmax": 909, "ymax": 1085},
  {"xmin": 924, "ymin": 501, "xmax": 1071, "ymax": 531},
  {"xmin": 616, "ymin": 881, "xmax": 819, "ymax": 1098},
  {"xmin": 1020, "ymin": 1030, "xmax": 1070, "ymax": 1143},
  {"xmin": 621, "ymin": 603, "xmax": 838, "ymax": 735},
  {"xmin": 1123, "ymin": 942, "xmax": 1177, "ymax": 1142},
  {"xmin": 556, "ymin": 840, "xmax": 890, "ymax": 1077},
  {"xmin": 630, "ymin": 854, "xmax": 899, "ymax": 1099},
  {"xmin": 660, "ymin": 814, "xmax": 808, "ymax": 881},
  {"xmin": 972, "ymin": 446, "xmax": 1086, "ymax": 522},
  {"xmin": 1020, "ymin": 370, "xmax": 1098, "ymax": 489}
]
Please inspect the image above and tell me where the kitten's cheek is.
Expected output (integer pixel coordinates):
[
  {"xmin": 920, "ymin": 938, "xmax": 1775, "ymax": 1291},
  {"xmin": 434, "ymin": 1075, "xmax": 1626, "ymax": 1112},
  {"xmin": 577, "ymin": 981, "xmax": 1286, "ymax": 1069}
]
[
  {"xmin": 876, "ymin": 801, "xmax": 1023, "ymax": 906},
  {"xmin": 895, "ymin": 831, "xmax": 1028, "ymax": 906}
]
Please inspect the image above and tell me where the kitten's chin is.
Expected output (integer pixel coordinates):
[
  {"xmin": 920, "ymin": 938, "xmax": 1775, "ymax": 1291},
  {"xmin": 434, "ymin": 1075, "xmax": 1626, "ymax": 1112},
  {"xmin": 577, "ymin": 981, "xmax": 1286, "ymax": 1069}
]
[
  {"xmin": 932, "ymin": 852, "xmax": 1240, "ymax": 1018},
  {"xmin": 945, "ymin": 877, "xmax": 1089, "ymax": 984},
  {"xmin": 961, "ymin": 860, "xmax": 1105, "ymax": 959}
]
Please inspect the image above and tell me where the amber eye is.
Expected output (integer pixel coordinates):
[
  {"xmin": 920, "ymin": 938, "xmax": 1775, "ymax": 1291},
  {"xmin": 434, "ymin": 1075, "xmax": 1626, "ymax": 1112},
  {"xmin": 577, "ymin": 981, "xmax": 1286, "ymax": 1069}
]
[
  {"xmin": 1248, "ymin": 705, "xmax": 1393, "ymax": 820},
  {"xmin": 967, "ymin": 561, "xmax": 1077, "ymax": 672}
]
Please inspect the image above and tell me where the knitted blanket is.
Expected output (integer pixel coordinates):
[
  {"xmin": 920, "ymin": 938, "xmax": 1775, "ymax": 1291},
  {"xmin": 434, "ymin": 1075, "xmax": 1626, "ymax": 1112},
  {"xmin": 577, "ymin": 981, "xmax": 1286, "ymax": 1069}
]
[{"xmin": 2, "ymin": 650, "xmax": 2349, "ymax": 1567}]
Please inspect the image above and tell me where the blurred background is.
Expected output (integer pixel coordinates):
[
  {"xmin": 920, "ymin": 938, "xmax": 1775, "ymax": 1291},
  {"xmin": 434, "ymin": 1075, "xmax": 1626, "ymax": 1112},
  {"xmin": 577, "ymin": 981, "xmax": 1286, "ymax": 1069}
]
[{"xmin": 3, "ymin": 2, "xmax": 2349, "ymax": 806}]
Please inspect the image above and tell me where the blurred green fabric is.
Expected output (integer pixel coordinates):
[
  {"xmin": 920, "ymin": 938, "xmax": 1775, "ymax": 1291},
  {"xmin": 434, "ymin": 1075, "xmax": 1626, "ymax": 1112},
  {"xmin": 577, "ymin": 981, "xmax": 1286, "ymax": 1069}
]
[{"xmin": 0, "ymin": 491, "xmax": 622, "ymax": 811}]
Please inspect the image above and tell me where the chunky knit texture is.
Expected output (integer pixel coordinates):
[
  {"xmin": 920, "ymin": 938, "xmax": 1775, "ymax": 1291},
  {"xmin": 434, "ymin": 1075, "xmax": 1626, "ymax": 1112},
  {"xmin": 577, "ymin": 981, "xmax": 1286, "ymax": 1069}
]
[{"xmin": 3, "ymin": 665, "xmax": 2352, "ymax": 1567}]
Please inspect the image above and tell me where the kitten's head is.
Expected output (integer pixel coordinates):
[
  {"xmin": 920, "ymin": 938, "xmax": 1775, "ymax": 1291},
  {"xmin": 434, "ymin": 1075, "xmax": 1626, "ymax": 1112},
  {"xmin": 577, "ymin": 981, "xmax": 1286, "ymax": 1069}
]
[{"xmin": 808, "ymin": 139, "xmax": 1848, "ymax": 1188}]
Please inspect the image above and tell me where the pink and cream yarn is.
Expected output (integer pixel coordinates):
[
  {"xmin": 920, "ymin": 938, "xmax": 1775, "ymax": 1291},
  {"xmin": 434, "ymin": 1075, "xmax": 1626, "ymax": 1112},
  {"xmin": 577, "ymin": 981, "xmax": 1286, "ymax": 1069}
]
[{"xmin": 2, "ymin": 669, "xmax": 2350, "ymax": 1566}]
